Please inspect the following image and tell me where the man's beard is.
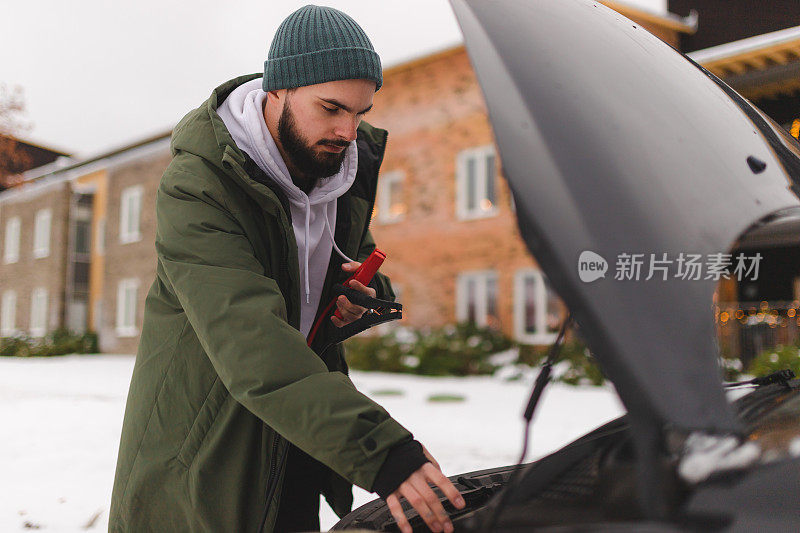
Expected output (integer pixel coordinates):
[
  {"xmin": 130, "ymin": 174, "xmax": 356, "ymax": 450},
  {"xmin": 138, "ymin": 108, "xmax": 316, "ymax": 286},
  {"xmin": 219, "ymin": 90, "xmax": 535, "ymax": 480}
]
[{"xmin": 277, "ymin": 96, "xmax": 349, "ymax": 185}]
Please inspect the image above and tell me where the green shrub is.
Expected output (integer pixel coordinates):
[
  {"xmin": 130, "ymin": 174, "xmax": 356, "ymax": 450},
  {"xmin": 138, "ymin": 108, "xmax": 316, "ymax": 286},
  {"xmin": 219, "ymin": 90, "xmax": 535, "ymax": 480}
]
[
  {"xmin": 345, "ymin": 322, "xmax": 514, "ymax": 376},
  {"xmin": 345, "ymin": 322, "xmax": 608, "ymax": 385},
  {"xmin": 413, "ymin": 322, "xmax": 514, "ymax": 376},
  {"xmin": 517, "ymin": 343, "xmax": 548, "ymax": 366},
  {"xmin": 0, "ymin": 329, "xmax": 100, "ymax": 357},
  {"xmin": 554, "ymin": 340, "xmax": 606, "ymax": 386},
  {"xmin": 516, "ymin": 334, "xmax": 605, "ymax": 386},
  {"xmin": 0, "ymin": 336, "xmax": 33, "ymax": 357},
  {"xmin": 344, "ymin": 333, "xmax": 409, "ymax": 373},
  {"xmin": 370, "ymin": 389, "xmax": 405, "ymax": 397},
  {"xmin": 426, "ymin": 394, "xmax": 466, "ymax": 403},
  {"xmin": 748, "ymin": 344, "xmax": 800, "ymax": 378}
]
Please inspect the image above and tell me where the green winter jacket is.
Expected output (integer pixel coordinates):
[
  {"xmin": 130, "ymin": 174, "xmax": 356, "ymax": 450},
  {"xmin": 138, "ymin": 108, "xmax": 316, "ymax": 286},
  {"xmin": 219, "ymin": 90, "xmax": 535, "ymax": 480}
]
[{"xmin": 109, "ymin": 73, "xmax": 410, "ymax": 532}]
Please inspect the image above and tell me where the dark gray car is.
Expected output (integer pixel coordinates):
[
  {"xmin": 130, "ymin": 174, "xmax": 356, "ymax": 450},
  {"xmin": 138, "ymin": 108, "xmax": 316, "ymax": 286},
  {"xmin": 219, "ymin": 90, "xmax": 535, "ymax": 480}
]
[{"xmin": 333, "ymin": 0, "xmax": 800, "ymax": 530}]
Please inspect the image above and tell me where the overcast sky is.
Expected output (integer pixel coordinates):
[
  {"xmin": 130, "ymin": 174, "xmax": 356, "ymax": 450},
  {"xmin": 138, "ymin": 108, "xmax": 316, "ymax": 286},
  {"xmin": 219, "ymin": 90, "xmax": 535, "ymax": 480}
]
[{"xmin": 1, "ymin": 0, "xmax": 666, "ymax": 158}]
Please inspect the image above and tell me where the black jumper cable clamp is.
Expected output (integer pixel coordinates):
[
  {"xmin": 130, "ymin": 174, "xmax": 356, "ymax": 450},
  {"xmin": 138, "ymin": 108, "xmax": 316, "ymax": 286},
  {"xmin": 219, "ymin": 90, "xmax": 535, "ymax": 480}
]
[{"xmin": 306, "ymin": 249, "xmax": 403, "ymax": 354}]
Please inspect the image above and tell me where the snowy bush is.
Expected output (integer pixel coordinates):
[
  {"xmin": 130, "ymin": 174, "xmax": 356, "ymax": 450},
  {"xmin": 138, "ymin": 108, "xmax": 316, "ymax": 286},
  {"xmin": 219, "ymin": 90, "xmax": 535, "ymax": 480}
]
[
  {"xmin": 0, "ymin": 329, "xmax": 98, "ymax": 357},
  {"xmin": 345, "ymin": 323, "xmax": 608, "ymax": 385},
  {"xmin": 345, "ymin": 322, "xmax": 513, "ymax": 376}
]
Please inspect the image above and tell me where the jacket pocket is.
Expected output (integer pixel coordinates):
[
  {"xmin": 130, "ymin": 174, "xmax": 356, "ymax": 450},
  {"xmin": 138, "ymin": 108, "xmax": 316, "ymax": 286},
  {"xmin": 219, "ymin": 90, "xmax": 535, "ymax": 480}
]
[{"xmin": 176, "ymin": 376, "xmax": 229, "ymax": 468}]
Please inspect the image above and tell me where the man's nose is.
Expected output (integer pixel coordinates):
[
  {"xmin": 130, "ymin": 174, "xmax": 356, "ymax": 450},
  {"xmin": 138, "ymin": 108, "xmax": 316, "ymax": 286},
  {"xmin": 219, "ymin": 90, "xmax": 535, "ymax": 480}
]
[{"xmin": 333, "ymin": 115, "xmax": 360, "ymax": 142}]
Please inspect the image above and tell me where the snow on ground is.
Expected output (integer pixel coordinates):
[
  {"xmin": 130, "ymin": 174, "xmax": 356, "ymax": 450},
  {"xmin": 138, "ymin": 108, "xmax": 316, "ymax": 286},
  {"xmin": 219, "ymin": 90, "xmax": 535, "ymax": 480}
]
[{"xmin": 0, "ymin": 354, "xmax": 624, "ymax": 531}]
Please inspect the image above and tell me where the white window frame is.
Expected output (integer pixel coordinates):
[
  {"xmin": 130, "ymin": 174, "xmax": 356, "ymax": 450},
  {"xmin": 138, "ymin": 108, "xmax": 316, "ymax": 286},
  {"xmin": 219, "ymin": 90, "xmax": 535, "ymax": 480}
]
[
  {"xmin": 514, "ymin": 269, "xmax": 559, "ymax": 345},
  {"xmin": 4, "ymin": 216, "xmax": 20, "ymax": 264},
  {"xmin": 456, "ymin": 270, "xmax": 499, "ymax": 327},
  {"xmin": 29, "ymin": 287, "xmax": 48, "ymax": 338},
  {"xmin": 33, "ymin": 208, "xmax": 52, "ymax": 258},
  {"xmin": 1, "ymin": 290, "xmax": 17, "ymax": 337},
  {"xmin": 377, "ymin": 170, "xmax": 406, "ymax": 224},
  {"xmin": 119, "ymin": 185, "xmax": 143, "ymax": 244},
  {"xmin": 456, "ymin": 145, "xmax": 498, "ymax": 220},
  {"xmin": 116, "ymin": 278, "xmax": 140, "ymax": 337}
]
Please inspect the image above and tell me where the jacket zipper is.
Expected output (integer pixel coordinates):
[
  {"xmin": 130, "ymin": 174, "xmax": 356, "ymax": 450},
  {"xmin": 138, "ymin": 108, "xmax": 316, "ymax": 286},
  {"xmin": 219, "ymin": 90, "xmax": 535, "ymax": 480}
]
[{"xmin": 257, "ymin": 433, "xmax": 287, "ymax": 533}]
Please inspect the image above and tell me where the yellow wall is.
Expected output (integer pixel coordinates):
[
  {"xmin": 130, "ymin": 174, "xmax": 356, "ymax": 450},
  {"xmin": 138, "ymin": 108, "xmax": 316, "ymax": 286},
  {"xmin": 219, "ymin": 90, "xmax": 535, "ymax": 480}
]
[{"xmin": 75, "ymin": 170, "xmax": 108, "ymax": 331}]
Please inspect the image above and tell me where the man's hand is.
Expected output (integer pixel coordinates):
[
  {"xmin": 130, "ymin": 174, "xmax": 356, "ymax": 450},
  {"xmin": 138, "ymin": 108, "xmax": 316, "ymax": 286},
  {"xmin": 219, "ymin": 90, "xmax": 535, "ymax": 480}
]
[
  {"xmin": 422, "ymin": 444, "xmax": 440, "ymax": 471},
  {"xmin": 331, "ymin": 261, "xmax": 377, "ymax": 327},
  {"xmin": 386, "ymin": 457, "xmax": 466, "ymax": 533}
]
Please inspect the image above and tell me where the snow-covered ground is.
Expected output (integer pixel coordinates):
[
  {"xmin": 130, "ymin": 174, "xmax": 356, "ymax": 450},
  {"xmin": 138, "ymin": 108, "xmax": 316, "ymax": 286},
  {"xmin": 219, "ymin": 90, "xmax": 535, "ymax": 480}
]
[{"xmin": 0, "ymin": 354, "xmax": 624, "ymax": 531}]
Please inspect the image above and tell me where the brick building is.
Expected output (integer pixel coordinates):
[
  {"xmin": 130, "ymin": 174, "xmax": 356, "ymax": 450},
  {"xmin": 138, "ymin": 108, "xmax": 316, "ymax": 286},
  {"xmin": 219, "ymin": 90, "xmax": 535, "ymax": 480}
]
[
  {"xmin": 0, "ymin": 135, "xmax": 170, "ymax": 353},
  {"xmin": 2, "ymin": 1, "xmax": 794, "ymax": 352},
  {"xmin": 365, "ymin": 46, "xmax": 563, "ymax": 342},
  {"xmin": 0, "ymin": 181, "xmax": 71, "ymax": 338}
]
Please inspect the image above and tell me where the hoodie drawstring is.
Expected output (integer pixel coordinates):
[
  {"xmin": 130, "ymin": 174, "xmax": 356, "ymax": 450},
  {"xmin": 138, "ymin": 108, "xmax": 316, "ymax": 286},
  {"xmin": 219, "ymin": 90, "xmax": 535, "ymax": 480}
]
[
  {"xmin": 324, "ymin": 208, "xmax": 355, "ymax": 265},
  {"xmin": 303, "ymin": 197, "xmax": 311, "ymax": 304},
  {"xmin": 302, "ymin": 203, "xmax": 355, "ymax": 304}
]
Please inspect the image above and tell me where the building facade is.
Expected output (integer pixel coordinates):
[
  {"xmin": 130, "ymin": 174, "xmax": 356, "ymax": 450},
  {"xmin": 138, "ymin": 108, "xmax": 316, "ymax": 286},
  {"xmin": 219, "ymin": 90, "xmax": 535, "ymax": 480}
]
[
  {"xmin": 0, "ymin": 181, "xmax": 71, "ymax": 338},
  {"xmin": 365, "ymin": 46, "xmax": 564, "ymax": 343},
  {"xmin": 0, "ymin": 136, "xmax": 169, "ymax": 353}
]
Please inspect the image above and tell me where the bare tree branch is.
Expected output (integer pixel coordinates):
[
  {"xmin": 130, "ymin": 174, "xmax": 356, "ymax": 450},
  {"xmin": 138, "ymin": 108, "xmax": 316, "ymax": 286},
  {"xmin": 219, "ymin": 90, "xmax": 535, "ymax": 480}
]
[{"xmin": 0, "ymin": 83, "xmax": 33, "ymax": 188}]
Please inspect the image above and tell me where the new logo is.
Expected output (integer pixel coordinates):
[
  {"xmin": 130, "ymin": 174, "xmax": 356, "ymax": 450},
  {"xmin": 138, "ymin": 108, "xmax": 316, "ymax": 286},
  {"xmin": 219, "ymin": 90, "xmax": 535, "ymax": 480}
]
[{"xmin": 578, "ymin": 251, "xmax": 608, "ymax": 283}]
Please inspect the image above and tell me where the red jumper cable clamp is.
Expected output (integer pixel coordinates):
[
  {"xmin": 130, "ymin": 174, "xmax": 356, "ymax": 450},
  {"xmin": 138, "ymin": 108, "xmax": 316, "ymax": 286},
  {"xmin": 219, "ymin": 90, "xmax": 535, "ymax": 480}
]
[
  {"xmin": 307, "ymin": 249, "xmax": 400, "ymax": 349},
  {"xmin": 333, "ymin": 249, "xmax": 386, "ymax": 320}
]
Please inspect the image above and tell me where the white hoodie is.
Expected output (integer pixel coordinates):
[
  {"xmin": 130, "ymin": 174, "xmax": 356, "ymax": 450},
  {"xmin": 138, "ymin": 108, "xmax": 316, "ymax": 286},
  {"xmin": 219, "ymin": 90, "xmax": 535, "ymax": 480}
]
[{"xmin": 217, "ymin": 78, "xmax": 357, "ymax": 337}]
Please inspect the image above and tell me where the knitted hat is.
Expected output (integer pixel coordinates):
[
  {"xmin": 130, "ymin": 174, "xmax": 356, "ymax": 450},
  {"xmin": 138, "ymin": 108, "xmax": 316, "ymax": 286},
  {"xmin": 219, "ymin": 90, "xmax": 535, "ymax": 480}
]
[{"xmin": 263, "ymin": 5, "xmax": 382, "ymax": 92}]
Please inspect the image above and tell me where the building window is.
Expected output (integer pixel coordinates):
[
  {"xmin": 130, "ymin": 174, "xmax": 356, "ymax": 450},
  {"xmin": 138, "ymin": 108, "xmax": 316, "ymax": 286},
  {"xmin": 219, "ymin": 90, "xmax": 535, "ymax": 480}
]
[
  {"xmin": 75, "ymin": 219, "xmax": 91, "ymax": 255},
  {"xmin": 33, "ymin": 208, "xmax": 52, "ymax": 258},
  {"xmin": 456, "ymin": 145, "xmax": 498, "ymax": 220},
  {"xmin": 377, "ymin": 171, "xmax": 406, "ymax": 224},
  {"xmin": 4, "ymin": 216, "xmax": 20, "ymax": 264},
  {"xmin": 1, "ymin": 290, "xmax": 16, "ymax": 337},
  {"xmin": 514, "ymin": 269, "xmax": 561, "ymax": 344},
  {"xmin": 29, "ymin": 288, "xmax": 48, "ymax": 338},
  {"xmin": 116, "ymin": 278, "xmax": 139, "ymax": 337},
  {"xmin": 119, "ymin": 186, "xmax": 143, "ymax": 244},
  {"xmin": 456, "ymin": 271, "xmax": 499, "ymax": 327}
]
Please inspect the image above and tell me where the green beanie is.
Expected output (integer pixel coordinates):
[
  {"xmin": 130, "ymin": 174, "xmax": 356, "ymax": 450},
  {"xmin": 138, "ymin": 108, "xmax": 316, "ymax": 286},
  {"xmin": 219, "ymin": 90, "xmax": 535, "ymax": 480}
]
[{"xmin": 263, "ymin": 5, "xmax": 383, "ymax": 92}]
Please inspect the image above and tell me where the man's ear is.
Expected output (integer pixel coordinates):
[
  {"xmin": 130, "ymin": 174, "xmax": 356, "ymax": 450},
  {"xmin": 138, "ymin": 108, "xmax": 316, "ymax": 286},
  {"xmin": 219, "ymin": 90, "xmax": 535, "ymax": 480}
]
[{"xmin": 266, "ymin": 89, "xmax": 284, "ymax": 104}]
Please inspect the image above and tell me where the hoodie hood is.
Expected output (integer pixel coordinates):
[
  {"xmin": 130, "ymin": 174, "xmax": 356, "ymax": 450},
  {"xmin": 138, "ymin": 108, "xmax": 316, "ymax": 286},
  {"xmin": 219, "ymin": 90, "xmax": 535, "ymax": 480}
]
[{"xmin": 215, "ymin": 77, "xmax": 358, "ymax": 209}]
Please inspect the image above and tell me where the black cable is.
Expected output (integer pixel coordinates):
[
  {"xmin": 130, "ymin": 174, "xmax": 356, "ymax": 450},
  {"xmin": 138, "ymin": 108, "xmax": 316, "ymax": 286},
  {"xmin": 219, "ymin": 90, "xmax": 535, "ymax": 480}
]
[{"xmin": 481, "ymin": 314, "xmax": 573, "ymax": 532}]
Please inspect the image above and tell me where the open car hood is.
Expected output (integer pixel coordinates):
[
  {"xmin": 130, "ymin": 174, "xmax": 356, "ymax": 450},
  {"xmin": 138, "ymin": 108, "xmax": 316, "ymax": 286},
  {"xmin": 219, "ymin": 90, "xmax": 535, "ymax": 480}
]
[{"xmin": 450, "ymin": 0, "xmax": 800, "ymax": 434}]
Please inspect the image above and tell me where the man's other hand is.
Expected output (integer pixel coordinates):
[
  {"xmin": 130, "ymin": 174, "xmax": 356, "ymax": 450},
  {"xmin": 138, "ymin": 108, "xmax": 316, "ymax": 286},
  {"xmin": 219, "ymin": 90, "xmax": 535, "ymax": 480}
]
[
  {"xmin": 331, "ymin": 261, "xmax": 377, "ymax": 327},
  {"xmin": 386, "ymin": 460, "xmax": 466, "ymax": 533}
]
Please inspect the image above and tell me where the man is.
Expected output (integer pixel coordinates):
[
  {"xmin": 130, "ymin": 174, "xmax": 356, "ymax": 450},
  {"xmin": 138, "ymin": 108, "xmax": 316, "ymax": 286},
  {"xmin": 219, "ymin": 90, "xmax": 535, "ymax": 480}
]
[{"xmin": 109, "ymin": 4, "xmax": 464, "ymax": 533}]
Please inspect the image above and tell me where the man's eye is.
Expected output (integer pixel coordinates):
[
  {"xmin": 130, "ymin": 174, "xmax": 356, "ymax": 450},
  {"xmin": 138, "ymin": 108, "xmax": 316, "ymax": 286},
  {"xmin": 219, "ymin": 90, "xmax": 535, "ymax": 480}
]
[{"xmin": 323, "ymin": 106, "xmax": 337, "ymax": 113}]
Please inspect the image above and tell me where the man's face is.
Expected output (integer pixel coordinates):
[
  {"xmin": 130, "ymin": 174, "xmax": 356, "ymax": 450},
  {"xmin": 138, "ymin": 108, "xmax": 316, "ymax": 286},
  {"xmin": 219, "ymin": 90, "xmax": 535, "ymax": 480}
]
[{"xmin": 274, "ymin": 78, "xmax": 375, "ymax": 180}]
